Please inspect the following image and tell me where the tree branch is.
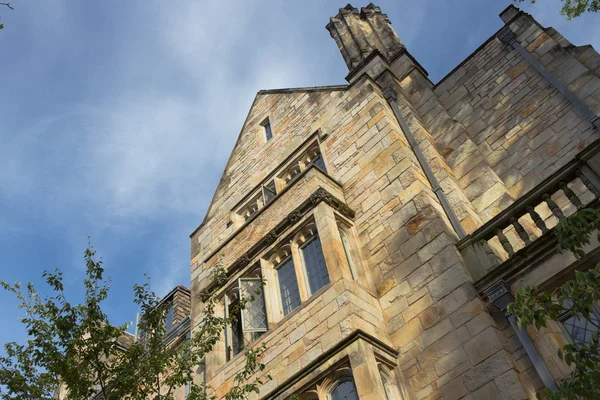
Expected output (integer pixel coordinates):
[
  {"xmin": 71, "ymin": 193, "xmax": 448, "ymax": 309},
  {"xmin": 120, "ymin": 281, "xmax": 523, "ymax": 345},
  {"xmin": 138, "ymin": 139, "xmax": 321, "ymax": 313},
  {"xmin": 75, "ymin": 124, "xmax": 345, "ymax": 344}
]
[{"xmin": 0, "ymin": 3, "xmax": 14, "ymax": 11}]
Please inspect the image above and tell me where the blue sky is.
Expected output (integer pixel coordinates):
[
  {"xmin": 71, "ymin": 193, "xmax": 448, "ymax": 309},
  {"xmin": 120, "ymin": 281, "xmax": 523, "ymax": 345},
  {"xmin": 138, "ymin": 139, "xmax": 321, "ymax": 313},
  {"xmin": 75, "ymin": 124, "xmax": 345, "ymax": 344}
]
[{"xmin": 0, "ymin": 0, "xmax": 598, "ymax": 345}]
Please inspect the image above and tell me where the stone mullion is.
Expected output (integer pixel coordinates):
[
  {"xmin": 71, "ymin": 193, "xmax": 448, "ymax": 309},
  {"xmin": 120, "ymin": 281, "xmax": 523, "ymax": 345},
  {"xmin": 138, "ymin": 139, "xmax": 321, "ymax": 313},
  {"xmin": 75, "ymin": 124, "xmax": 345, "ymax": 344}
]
[
  {"xmin": 290, "ymin": 242, "xmax": 311, "ymax": 301},
  {"xmin": 206, "ymin": 298, "xmax": 227, "ymax": 381},
  {"xmin": 313, "ymin": 202, "xmax": 355, "ymax": 284},
  {"xmin": 260, "ymin": 259, "xmax": 284, "ymax": 325},
  {"xmin": 348, "ymin": 341, "xmax": 387, "ymax": 399}
]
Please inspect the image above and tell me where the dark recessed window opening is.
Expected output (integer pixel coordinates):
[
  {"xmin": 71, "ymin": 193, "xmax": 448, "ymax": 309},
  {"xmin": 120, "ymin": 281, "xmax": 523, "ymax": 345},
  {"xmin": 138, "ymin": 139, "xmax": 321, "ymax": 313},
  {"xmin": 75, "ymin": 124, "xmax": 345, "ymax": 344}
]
[{"xmin": 264, "ymin": 120, "xmax": 273, "ymax": 141}]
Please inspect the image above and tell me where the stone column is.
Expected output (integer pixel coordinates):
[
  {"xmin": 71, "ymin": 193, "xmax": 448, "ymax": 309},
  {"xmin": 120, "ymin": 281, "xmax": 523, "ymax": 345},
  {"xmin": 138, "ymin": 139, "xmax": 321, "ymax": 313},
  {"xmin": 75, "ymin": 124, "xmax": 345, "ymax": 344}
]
[
  {"xmin": 348, "ymin": 340, "xmax": 387, "ymax": 399},
  {"xmin": 313, "ymin": 202, "xmax": 355, "ymax": 283},
  {"xmin": 205, "ymin": 298, "xmax": 227, "ymax": 381},
  {"xmin": 290, "ymin": 242, "xmax": 311, "ymax": 301},
  {"xmin": 260, "ymin": 258, "xmax": 284, "ymax": 324}
]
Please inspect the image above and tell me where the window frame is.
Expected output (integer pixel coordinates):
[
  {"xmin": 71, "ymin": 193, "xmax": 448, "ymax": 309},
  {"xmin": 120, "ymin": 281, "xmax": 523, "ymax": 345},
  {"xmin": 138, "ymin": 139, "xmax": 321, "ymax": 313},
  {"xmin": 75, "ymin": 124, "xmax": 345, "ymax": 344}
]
[
  {"xmin": 223, "ymin": 270, "xmax": 268, "ymax": 361},
  {"xmin": 328, "ymin": 378, "xmax": 359, "ymax": 400},
  {"xmin": 558, "ymin": 302, "xmax": 600, "ymax": 344},
  {"xmin": 275, "ymin": 256, "xmax": 302, "ymax": 317},
  {"xmin": 262, "ymin": 118, "xmax": 273, "ymax": 142},
  {"xmin": 300, "ymin": 234, "xmax": 330, "ymax": 296}
]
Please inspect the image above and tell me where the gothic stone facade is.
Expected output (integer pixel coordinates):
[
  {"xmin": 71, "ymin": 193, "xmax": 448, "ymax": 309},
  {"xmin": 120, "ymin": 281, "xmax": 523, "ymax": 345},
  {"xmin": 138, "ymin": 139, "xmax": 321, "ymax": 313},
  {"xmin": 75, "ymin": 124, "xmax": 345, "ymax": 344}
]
[{"xmin": 189, "ymin": 4, "xmax": 600, "ymax": 400}]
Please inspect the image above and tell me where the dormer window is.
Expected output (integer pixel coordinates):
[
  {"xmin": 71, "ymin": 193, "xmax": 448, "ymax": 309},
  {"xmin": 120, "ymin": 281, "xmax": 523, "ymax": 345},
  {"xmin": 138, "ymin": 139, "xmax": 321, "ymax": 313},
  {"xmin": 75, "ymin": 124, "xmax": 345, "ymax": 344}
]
[{"xmin": 262, "ymin": 118, "xmax": 273, "ymax": 141}]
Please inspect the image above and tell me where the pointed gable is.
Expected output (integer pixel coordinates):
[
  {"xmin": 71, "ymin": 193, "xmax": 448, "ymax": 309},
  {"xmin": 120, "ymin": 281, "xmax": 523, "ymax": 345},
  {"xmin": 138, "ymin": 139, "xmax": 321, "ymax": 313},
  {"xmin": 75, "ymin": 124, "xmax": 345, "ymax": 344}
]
[{"xmin": 191, "ymin": 85, "xmax": 347, "ymax": 259}]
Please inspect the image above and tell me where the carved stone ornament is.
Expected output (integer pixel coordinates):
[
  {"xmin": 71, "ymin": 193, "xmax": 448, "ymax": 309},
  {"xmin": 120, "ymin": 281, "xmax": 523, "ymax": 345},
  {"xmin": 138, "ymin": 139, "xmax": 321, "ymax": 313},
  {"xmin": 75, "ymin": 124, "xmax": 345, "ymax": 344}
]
[
  {"xmin": 309, "ymin": 187, "xmax": 334, "ymax": 206},
  {"xmin": 263, "ymin": 230, "xmax": 279, "ymax": 245},
  {"xmin": 287, "ymin": 210, "xmax": 303, "ymax": 224},
  {"xmin": 236, "ymin": 254, "xmax": 251, "ymax": 269}
]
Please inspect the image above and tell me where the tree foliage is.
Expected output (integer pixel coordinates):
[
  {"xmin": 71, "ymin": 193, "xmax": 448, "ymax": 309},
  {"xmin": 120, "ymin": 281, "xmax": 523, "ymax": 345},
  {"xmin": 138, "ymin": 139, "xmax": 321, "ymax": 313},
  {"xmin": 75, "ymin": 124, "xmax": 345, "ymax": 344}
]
[
  {"xmin": 516, "ymin": 0, "xmax": 600, "ymax": 19},
  {"xmin": 507, "ymin": 208, "xmax": 600, "ymax": 399},
  {"xmin": 0, "ymin": 243, "xmax": 269, "ymax": 400}
]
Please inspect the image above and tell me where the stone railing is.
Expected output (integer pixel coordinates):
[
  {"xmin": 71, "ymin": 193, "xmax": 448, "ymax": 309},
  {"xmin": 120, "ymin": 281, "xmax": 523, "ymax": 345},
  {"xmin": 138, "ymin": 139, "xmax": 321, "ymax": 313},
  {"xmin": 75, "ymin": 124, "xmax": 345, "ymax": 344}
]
[{"xmin": 458, "ymin": 141, "xmax": 600, "ymax": 288}]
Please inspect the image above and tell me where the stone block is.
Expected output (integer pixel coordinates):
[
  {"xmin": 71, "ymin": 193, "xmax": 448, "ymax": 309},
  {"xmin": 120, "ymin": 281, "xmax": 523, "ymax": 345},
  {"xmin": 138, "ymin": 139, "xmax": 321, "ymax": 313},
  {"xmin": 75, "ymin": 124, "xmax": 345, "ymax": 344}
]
[
  {"xmin": 426, "ymin": 264, "xmax": 470, "ymax": 301},
  {"xmin": 391, "ymin": 316, "xmax": 423, "ymax": 347},
  {"xmin": 465, "ymin": 382, "xmax": 501, "ymax": 400},
  {"xmin": 494, "ymin": 370, "xmax": 527, "ymax": 400},
  {"xmin": 434, "ymin": 346, "xmax": 468, "ymax": 376},
  {"xmin": 464, "ymin": 327, "xmax": 503, "ymax": 365},
  {"xmin": 441, "ymin": 377, "xmax": 468, "ymax": 400},
  {"xmin": 463, "ymin": 351, "xmax": 513, "ymax": 391}
]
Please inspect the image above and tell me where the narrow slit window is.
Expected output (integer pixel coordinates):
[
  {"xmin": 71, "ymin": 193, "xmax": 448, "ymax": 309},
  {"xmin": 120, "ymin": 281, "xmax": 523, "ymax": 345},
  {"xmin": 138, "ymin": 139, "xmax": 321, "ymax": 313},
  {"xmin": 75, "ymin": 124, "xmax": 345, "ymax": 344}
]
[
  {"xmin": 276, "ymin": 257, "xmax": 301, "ymax": 316},
  {"xmin": 339, "ymin": 229, "xmax": 357, "ymax": 280},
  {"xmin": 263, "ymin": 120, "xmax": 273, "ymax": 141},
  {"xmin": 301, "ymin": 236, "xmax": 330, "ymax": 295}
]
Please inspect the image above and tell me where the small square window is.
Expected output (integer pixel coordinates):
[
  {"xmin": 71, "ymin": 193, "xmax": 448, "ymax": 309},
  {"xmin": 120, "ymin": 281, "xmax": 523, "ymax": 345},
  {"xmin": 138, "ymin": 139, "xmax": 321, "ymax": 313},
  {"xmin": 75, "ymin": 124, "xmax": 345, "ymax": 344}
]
[{"xmin": 263, "ymin": 119, "xmax": 273, "ymax": 141}]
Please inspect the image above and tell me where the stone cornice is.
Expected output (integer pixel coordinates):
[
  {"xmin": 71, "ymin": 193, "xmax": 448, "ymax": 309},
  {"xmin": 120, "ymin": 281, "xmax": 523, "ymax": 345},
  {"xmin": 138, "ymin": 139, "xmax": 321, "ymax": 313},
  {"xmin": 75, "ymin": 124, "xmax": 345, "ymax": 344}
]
[
  {"xmin": 200, "ymin": 186, "xmax": 355, "ymax": 300},
  {"xmin": 262, "ymin": 330, "xmax": 398, "ymax": 400}
]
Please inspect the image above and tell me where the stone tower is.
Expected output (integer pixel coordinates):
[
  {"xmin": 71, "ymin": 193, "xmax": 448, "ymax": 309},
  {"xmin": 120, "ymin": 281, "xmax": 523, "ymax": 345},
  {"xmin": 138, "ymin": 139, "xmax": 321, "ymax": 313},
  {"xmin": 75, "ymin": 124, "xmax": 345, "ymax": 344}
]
[{"xmin": 189, "ymin": 4, "xmax": 600, "ymax": 399}]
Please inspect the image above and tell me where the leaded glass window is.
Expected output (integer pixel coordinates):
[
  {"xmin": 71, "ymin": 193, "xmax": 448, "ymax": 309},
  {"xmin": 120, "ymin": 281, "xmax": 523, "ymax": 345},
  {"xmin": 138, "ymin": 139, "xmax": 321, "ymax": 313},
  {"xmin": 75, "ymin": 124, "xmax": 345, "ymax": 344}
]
[
  {"xmin": 277, "ymin": 257, "xmax": 301, "ymax": 316},
  {"xmin": 225, "ymin": 275, "xmax": 268, "ymax": 361},
  {"xmin": 329, "ymin": 380, "xmax": 359, "ymax": 400},
  {"xmin": 560, "ymin": 309, "xmax": 600, "ymax": 343},
  {"xmin": 239, "ymin": 278, "xmax": 268, "ymax": 333},
  {"xmin": 301, "ymin": 236, "xmax": 330, "ymax": 295}
]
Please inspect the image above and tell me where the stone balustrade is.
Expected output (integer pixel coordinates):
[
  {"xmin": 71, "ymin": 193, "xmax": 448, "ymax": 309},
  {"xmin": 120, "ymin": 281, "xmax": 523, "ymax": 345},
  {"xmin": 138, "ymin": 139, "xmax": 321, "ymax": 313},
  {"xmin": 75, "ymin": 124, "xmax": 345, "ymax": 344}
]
[{"xmin": 458, "ymin": 141, "xmax": 600, "ymax": 288}]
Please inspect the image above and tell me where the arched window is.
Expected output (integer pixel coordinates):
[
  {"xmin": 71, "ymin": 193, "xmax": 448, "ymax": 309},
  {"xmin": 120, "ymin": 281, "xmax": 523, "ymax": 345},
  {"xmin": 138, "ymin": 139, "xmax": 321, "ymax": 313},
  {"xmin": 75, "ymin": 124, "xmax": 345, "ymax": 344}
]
[{"xmin": 329, "ymin": 380, "xmax": 358, "ymax": 400}]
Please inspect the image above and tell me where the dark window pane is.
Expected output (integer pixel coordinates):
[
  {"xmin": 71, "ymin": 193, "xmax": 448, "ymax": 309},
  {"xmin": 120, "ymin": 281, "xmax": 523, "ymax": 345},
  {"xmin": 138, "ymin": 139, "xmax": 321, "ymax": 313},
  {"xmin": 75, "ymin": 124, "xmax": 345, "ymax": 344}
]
[
  {"xmin": 562, "ymin": 313, "xmax": 600, "ymax": 343},
  {"xmin": 264, "ymin": 121, "xmax": 273, "ymax": 141},
  {"xmin": 312, "ymin": 154, "xmax": 326, "ymax": 172},
  {"xmin": 229, "ymin": 301, "xmax": 244, "ymax": 357},
  {"xmin": 330, "ymin": 380, "xmax": 359, "ymax": 400},
  {"xmin": 277, "ymin": 258, "xmax": 301, "ymax": 315},
  {"xmin": 263, "ymin": 180, "xmax": 277, "ymax": 204},
  {"xmin": 302, "ymin": 236, "xmax": 330, "ymax": 295},
  {"xmin": 165, "ymin": 302, "xmax": 174, "ymax": 331}
]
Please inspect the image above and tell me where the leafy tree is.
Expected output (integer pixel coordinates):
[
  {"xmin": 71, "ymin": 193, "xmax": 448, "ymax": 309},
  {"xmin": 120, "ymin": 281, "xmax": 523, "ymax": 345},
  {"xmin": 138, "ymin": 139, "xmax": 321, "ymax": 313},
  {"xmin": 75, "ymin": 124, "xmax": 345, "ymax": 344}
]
[
  {"xmin": 515, "ymin": 0, "xmax": 600, "ymax": 19},
  {"xmin": 508, "ymin": 208, "xmax": 600, "ymax": 399},
  {"xmin": 0, "ymin": 243, "xmax": 270, "ymax": 400}
]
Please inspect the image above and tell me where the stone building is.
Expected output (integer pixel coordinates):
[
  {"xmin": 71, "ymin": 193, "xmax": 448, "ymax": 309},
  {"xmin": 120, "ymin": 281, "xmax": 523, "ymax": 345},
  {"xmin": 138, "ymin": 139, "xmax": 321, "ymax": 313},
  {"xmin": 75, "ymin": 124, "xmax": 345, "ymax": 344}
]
[{"xmin": 189, "ymin": 3, "xmax": 600, "ymax": 399}]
